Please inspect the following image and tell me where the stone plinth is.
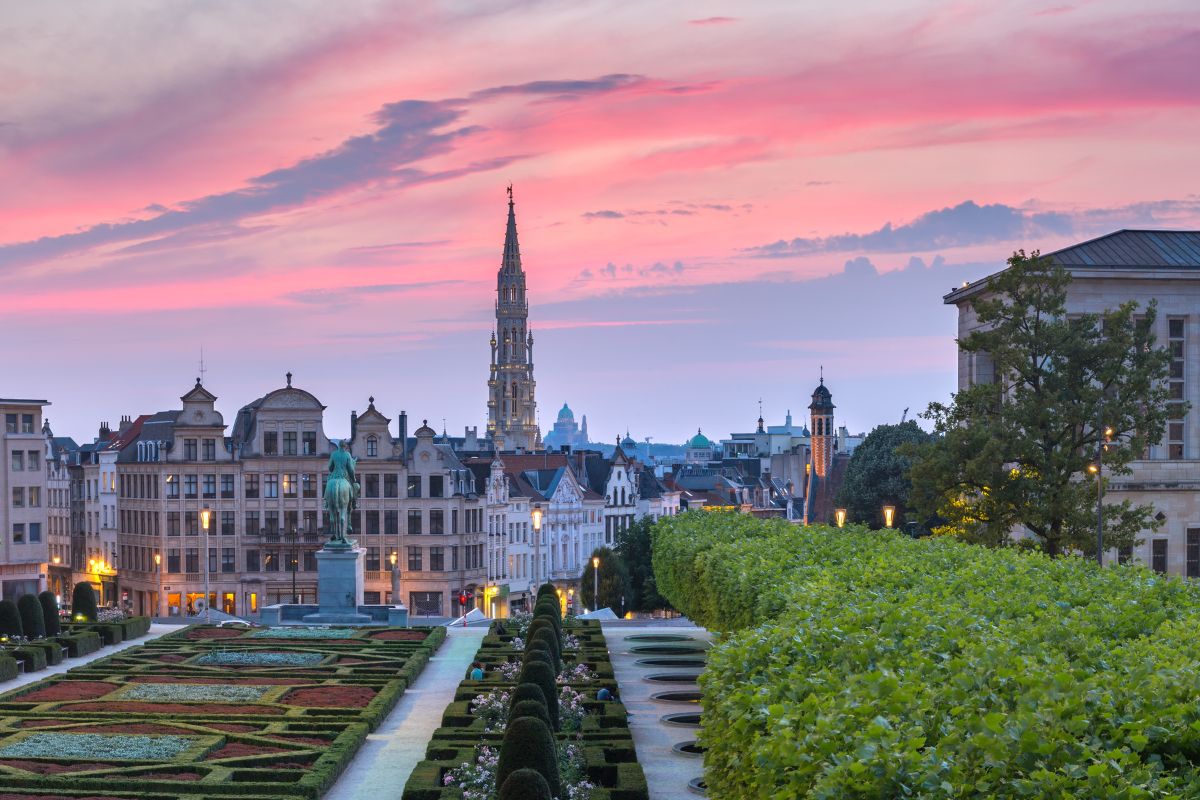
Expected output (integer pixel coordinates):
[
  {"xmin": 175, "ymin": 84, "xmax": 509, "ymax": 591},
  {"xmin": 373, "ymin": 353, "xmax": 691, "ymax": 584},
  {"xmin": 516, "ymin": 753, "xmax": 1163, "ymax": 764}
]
[{"xmin": 302, "ymin": 546, "xmax": 371, "ymax": 625}]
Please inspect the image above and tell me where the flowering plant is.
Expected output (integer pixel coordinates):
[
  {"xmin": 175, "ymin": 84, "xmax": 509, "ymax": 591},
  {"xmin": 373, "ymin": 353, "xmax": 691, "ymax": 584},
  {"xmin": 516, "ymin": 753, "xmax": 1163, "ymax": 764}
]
[
  {"xmin": 96, "ymin": 607, "xmax": 128, "ymax": 623},
  {"xmin": 497, "ymin": 659, "xmax": 522, "ymax": 681},
  {"xmin": 510, "ymin": 636, "xmax": 524, "ymax": 652},
  {"xmin": 559, "ymin": 739, "xmax": 595, "ymax": 800},
  {"xmin": 558, "ymin": 685, "xmax": 587, "ymax": 732},
  {"xmin": 507, "ymin": 610, "xmax": 533, "ymax": 639},
  {"xmin": 470, "ymin": 689, "xmax": 511, "ymax": 732},
  {"xmin": 442, "ymin": 744, "xmax": 498, "ymax": 800},
  {"xmin": 563, "ymin": 632, "xmax": 580, "ymax": 650},
  {"xmin": 557, "ymin": 662, "xmax": 595, "ymax": 684}
]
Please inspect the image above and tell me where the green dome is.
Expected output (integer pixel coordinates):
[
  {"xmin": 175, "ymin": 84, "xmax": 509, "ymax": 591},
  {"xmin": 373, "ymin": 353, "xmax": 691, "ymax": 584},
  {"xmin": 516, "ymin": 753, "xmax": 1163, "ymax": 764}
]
[
  {"xmin": 688, "ymin": 428, "xmax": 711, "ymax": 448},
  {"xmin": 557, "ymin": 403, "xmax": 574, "ymax": 421}
]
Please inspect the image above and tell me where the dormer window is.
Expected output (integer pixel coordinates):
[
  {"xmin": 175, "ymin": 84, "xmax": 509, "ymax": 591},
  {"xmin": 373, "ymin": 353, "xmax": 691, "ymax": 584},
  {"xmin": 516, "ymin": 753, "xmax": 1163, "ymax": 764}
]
[{"xmin": 367, "ymin": 436, "xmax": 378, "ymax": 457}]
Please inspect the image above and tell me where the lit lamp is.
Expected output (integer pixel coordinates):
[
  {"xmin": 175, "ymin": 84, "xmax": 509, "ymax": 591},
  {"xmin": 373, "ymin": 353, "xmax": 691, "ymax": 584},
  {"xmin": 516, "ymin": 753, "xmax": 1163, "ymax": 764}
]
[
  {"xmin": 882, "ymin": 505, "xmax": 896, "ymax": 529},
  {"xmin": 199, "ymin": 506, "xmax": 212, "ymax": 623},
  {"xmin": 531, "ymin": 504, "xmax": 543, "ymax": 595},
  {"xmin": 591, "ymin": 555, "xmax": 600, "ymax": 613},
  {"xmin": 834, "ymin": 508, "xmax": 847, "ymax": 529},
  {"xmin": 52, "ymin": 555, "xmax": 61, "ymax": 565},
  {"xmin": 154, "ymin": 552, "xmax": 162, "ymax": 619}
]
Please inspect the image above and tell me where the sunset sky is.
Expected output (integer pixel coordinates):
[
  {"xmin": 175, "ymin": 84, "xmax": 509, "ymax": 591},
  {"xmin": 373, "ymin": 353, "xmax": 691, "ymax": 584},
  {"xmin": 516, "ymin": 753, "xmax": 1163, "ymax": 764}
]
[{"xmin": 4, "ymin": 1, "xmax": 1198, "ymax": 443}]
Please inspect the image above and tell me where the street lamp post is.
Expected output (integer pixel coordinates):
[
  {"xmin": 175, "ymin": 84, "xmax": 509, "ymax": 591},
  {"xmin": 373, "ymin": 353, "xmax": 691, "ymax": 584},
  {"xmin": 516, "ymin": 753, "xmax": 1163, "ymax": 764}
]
[
  {"xmin": 1092, "ymin": 411, "xmax": 1113, "ymax": 567},
  {"xmin": 834, "ymin": 508, "xmax": 847, "ymax": 528},
  {"xmin": 531, "ymin": 504, "xmax": 543, "ymax": 601},
  {"xmin": 153, "ymin": 552, "xmax": 162, "ymax": 618},
  {"xmin": 390, "ymin": 551, "xmax": 400, "ymax": 605},
  {"xmin": 289, "ymin": 526, "xmax": 299, "ymax": 604},
  {"xmin": 591, "ymin": 555, "xmax": 599, "ymax": 613},
  {"xmin": 199, "ymin": 507, "xmax": 212, "ymax": 623}
]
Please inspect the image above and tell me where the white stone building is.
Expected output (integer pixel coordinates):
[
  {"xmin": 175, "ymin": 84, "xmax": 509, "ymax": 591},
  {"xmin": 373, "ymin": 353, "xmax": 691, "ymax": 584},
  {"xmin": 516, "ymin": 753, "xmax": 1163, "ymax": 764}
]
[
  {"xmin": 0, "ymin": 399, "xmax": 50, "ymax": 599},
  {"xmin": 944, "ymin": 230, "xmax": 1200, "ymax": 575}
]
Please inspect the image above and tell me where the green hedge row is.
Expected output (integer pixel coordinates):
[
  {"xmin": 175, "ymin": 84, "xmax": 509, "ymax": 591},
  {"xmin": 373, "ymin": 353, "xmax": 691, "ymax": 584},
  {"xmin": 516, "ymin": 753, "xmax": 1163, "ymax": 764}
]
[{"xmin": 653, "ymin": 512, "xmax": 1200, "ymax": 799}]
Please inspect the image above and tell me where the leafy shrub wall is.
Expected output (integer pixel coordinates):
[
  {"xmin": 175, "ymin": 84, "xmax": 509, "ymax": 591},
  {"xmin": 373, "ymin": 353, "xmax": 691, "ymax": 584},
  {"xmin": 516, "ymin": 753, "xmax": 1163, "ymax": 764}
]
[{"xmin": 652, "ymin": 512, "xmax": 1200, "ymax": 799}]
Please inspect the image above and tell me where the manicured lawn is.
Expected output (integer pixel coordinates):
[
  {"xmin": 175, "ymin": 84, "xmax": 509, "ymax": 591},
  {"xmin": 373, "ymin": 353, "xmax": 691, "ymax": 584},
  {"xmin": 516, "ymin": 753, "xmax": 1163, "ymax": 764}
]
[{"xmin": 0, "ymin": 624, "xmax": 445, "ymax": 800}]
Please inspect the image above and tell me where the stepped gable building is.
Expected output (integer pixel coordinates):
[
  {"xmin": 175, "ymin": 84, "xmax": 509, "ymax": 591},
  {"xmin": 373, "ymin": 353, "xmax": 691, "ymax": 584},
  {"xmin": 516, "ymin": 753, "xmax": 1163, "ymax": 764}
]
[
  {"xmin": 944, "ymin": 229, "xmax": 1200, "ymax": 575},
  {"xmin": 487, "ymin": 187, "xmax": 541, "ymax": 452}
]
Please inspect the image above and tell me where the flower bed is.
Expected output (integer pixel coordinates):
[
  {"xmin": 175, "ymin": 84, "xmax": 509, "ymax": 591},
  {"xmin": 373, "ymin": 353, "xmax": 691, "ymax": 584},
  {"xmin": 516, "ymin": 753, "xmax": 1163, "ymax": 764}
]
[
  {"xmin": 402, "ymin": 618, "xmax": 647, "ymax": 800},
  {"xmin": 247, "ymin": 627, "xmax": 358, "ymax": 640},
  {"xmin": 0, "ymin": 624, "xmax": 446, "ymax": 799}
]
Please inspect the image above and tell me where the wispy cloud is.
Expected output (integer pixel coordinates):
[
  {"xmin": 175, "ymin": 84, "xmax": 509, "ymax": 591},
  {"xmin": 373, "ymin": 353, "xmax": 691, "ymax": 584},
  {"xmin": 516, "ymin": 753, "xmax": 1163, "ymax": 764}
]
[
  {"xmin": 285, "ymin": 279, "xmax": 465, "ymax": 305},
  {"xmin": 689, "ymin": 17, "xmax": 737, "ymax": 25}
]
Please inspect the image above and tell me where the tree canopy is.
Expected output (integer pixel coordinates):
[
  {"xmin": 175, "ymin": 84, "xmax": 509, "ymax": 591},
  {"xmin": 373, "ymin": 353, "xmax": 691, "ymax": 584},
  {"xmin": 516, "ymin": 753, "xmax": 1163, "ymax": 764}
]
[
  {"xmin": 615, "ymin": 517, "xmax": 670, "ymax": 612},
  {"xmin": 835, "ymin": 420, "xmax": 931, "ymax": 529},
  {"xmin": 906, "ymin": 250, "xmax": 1174, "ymax": 556},
  {"xmin": 580, "ymin": 546, "xmax": 632, "ymax": 614}
]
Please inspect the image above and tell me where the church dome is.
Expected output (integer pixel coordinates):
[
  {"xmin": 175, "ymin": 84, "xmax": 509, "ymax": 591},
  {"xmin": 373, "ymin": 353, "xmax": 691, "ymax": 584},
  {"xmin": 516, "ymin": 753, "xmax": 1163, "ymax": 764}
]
[
  {"xmin": 557, "ymin": 403, "xmax": 574, "ymax": 422},
  {"xmin": 809, "ymin": 380, "xmax": 835, "ymax": 411},
  {"xmin": 621, "ymin": 432, "xmax": 637, "ymax": 449},
  {"xmin": 688, "ymin": 428, "xmax": 711, "ymax": 449}
]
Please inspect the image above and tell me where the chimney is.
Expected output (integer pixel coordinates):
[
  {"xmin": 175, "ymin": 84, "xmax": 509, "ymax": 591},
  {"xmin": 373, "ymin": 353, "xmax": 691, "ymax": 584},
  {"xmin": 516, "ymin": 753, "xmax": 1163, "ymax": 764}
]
[
  {"xmin": 398, "ymin": 411, "xmax": 408, "ymax": 460},
  {"xmin": 350, "ymin": 410, "xmax": 358, "ymax": 442},
  {"xmin": 118, "ymin": 415, "xmax": 133, "ymax": 435},
  {"xmin": 98, "ymin": 421, "xmax": 111, "ymax": 440}
]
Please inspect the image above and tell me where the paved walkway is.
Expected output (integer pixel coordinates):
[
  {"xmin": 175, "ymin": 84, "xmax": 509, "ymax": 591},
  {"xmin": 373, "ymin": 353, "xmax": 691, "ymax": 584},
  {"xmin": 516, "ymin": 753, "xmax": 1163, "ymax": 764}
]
[
  {"xmin": 604, "ymin": 624, "xmax": 712, "ymax": 800},
  {"xmin": 3, "ymin": 623, "xmax": 177, "ymax": 692},
  {"xmin": 326, "ymin": 625, "xmax": 487, "ymax": 800}
]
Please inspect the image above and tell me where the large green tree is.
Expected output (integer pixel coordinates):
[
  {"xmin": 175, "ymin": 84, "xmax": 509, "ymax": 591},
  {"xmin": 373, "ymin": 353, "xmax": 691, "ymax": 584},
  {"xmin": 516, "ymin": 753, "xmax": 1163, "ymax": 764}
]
[
  {"xmin": 835, "ymin": 420, "xmax": 931, "ymax": 529},
  {"xmin": 906, "ymin": 250, "xmax": 1173, "ymax": 556},
  {"xmin": 615, "ymin": 517, "xmax": 670, "ymax": 612},
  {"xmin": 580, "ymin": 546, "xmax": 632, "ymax": 614}
]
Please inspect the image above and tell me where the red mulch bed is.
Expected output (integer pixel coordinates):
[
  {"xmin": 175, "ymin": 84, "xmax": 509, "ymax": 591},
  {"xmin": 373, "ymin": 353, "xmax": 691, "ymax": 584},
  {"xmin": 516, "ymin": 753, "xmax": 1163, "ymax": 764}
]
[
  {"xmin": 16, "ymin": 682, "xmax": 115, "ymax": 703},
  {"xmin": 0, "ymin": 760, "xmax": 118, "ymax": 775},
  {"xmin": 18, "ymin": 720, "xmax": 61, "ymax": 729},
  {"xmin": 266, "ymin": 735, "xmax": 330, "ymax": 746},
  {"xmin": 66, "ymin": 723, "xmax": 186, "ymax": 735},
  {"xmin": 261, "ymin": 759, "xmax": 314, "ymax": 770},
  {"xmin": 186, "ymin": 628, "xmax": 244, "ymax": 639},
  {"xmin": 139, "ymin": 772, "xmax": 202, "ymax": 781},
  {"xmin": 69, "ymin": 702, "xmax": 282, "ymax": 716},
  {"xmin": 129, "ymin": 676, "xmax": 306, "ymax": 686},
  {"xmin": 0, "ymin": 795, "xmax": 136, "ymax": 800},
  {"xmin": 206, "ymin": 723, "xmax": 261, "ymax": 733},
  {"xmin": 157, "ymin": 654, "xmax": 187, "ymax": 662},
  {"xmin": 370, "ymin": 630, "xmax": 427, "ymax": 641},
  {"xmin": 337, "ymin": 657, "xmax": 367, "ymax": 664},
  {"xmin": 207, "ymin": 742, "xmax": 289, "ymax": 759},
  {"xmin": 283, "ymin": 685, "xmax": 376, "ymax": 708}
]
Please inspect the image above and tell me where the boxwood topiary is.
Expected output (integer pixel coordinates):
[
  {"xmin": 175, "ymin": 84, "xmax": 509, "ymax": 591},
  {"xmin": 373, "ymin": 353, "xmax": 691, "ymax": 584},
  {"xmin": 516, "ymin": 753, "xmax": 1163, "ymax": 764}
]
[
  {"xmin": 518, "ymin": 660, "xmax": 558, "ymax": 731},
  {"xmin": 509, "ymin": 698, "xmax": 552, "ymax": 730},
  {"xmin": 38, "ymin": 591, "xmax": 60, "ymax": 637},
  {"xmin": 0, "ymin": 655, "xmax": 16, "ymax": 682},
  {"xmin": 509, "ymin": 681, "xmax": 547, "ymax": 711},
  {"xmin": 496, "ymin": 716, "xmax": 560, "ymax": 799},
  {"xmin": 527, "ymin": 627, "xmax": 561, "ymax": 672},
  {"xmin": 0, "ymin": 600, "xmax": 22, "ymax": 638},
  {"xmin": 523, "ymin": 646, "xmax": 555, "ymax": 674},
  {"xmin": 71, "ymin": 582, "xmax": 98, "ymax": 622},
  {"xmin": 499, "ymin": 767, "xmax": 553, "ymax": 800},
  {"xmin": 17, "ymin": 595, "xmax": 45, "ymax": 639},
  {"xmin": 536, "ymin": 582, "xmax": 558, "ymax": 601}
]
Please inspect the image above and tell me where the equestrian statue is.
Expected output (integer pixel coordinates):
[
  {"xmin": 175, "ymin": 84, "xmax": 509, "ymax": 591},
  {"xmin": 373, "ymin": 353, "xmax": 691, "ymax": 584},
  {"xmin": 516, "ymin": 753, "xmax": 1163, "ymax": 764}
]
[{"xmin": 324, "ymin": 439, "xmax": 360, "ymax": 547}]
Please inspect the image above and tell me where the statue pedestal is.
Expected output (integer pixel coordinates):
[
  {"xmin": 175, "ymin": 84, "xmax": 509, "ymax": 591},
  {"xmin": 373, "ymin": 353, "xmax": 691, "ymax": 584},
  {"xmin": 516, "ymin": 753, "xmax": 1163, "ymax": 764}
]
[{"xmin": 302, "ymin": 545, "xmax": 371, "ymax": 624}]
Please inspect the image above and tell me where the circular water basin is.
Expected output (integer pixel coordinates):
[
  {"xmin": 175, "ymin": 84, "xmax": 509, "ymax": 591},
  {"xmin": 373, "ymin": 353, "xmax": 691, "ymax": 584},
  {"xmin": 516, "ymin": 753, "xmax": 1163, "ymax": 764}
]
[
  {"xmin": 650, "ymin": 690, "xmax": 702, "ymax": 703},
  {"xmin": 625, "ymin": 633, "xmax": 695, "ymax": 642},
  {"xmin": 628, "ymin": 643, "xmax": 709, "ymax": 655},
  {"xmin": 661, "ymin": 711, "xmax": 702, "ymax": 728},
  {"xmin": 634, "ymin": 657, "xmax": 705, "ymax": 668},
  {"xmin": 644, "ymin": 672, "xmax": 702, "ymax": 684},
  {"xmin": 673, "ymin": 740, "xmax": 706, "ymax": 758},
  {"xmin": 688, "ymin": 777, "xmax": 707, "ymax": 796}
]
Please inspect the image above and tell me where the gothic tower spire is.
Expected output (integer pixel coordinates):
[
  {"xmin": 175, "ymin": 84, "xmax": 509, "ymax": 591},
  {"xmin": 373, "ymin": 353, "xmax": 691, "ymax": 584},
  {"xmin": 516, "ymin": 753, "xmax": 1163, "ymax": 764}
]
[{"xmin": 487, "ymin": 186, "xmax": 541, "ymax": 451}]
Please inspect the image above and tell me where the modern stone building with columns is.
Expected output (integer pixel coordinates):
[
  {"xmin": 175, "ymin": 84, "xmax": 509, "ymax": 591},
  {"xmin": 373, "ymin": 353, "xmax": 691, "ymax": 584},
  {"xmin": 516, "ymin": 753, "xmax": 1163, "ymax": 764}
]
[{"xmin": 944, "ymin": 230, "xmax": 1200, "ymax": 575}]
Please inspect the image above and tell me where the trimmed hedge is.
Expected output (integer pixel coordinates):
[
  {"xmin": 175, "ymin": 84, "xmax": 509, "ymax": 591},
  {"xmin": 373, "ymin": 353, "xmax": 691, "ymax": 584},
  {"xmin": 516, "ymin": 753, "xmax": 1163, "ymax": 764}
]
[
  {"xmin": 0, "ymin": 600, "xmax": 21, "ymax": 637},
  {"xmin": 56, "ymin": 630, "xmax": 102, "ymax": 657},
  {"xmin": 654, "ymin": 511, "xmax": 1200, "ymax": 799},
  {"xmin": 38, "ymin": 590, "xmax": 61, "ymax": 636},
  {"xmin": 16, "ymin": 594, "xmax": 45, "ymax": 638},
  {"xmin": 71, "ymin": 581, "xmax": 98, "ymax": 622},
  {"xmin": 5, "ymin": 645, "xmax": 47, "ymax": 672},
  {"xmin": 0, "ymin": 656, "xmax": 15, "ymax": 682}
]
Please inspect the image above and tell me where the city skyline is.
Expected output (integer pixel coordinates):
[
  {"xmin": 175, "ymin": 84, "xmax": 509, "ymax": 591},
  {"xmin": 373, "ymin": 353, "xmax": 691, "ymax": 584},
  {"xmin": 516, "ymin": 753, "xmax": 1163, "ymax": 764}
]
[{"xmin": 4, "ymin": 1, "xmax": 1199, "ymax": 440}]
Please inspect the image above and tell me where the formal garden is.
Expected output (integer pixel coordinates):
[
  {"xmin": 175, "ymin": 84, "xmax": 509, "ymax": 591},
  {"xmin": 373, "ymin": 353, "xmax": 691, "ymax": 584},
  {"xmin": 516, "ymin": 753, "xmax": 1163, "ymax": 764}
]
[
  {"xmin": 403, "ymin": 582, "xmax": 647, "ymax": 800},
  {"xmin": 0, "ymin": 620, "xmax": 445, "ymax": 800},
  {"xmin": 653, "ymin": 511, "xmax": 1200, "ymax": 799}
]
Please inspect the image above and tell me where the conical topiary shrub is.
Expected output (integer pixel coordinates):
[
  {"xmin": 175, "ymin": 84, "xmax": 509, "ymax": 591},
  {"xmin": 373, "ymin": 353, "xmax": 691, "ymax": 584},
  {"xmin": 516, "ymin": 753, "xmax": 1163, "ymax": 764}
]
[
  {"xmin": 498, "ymin": 767, "xmax": 553, "ymax": 800},
  {"xmin": 519, "ymin": 660, "xmax": 559, "ymax": 730},
  {"xmin": 533, "ymin": 600, "xmax": 562, "ymax": 637},
  {"xmin": 509, "ymin": 698, "xmax": 552, "ymax": 730},
  {"xmin": 72, "ymin": 582, "xmax": 98, "ymax": 622},
  {"xmin": 528, "ymin": 626, "xmax": 562, "ymax": 672},
  {"xmin": 527, "ymin": 616, "xmax": 560, "ymax": 650},
  {"xmin": 523, "ymin": 645, "xmax": 556, "ymax": 675},
  {"xmin": 536, "ymin": 582, "xmax": 558, "ymax": 601},
  {"xmin": 496, "ymin": 716, "xmax": 560, "ymax": 799},
  {"xmin": 509, "ymin": 682, "xmax": 548, "ymax": 711},
  {"xmin": 0, "ymin": 600, "xmax": 23, "ymax": 638},
  {"xmin": 16, "ymin": 595, "xmax": 44, "ymax": 638},
  {"xmin": 38, "ymin": 592, "xmax": 60, "ymax": 637}
]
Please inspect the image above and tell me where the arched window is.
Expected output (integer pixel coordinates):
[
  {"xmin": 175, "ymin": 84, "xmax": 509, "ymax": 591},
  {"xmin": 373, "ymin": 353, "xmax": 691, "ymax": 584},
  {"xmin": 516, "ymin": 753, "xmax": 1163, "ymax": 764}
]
[{"xmin": 366, "ymin": 436, "xmax": 378, "ymax": 457}]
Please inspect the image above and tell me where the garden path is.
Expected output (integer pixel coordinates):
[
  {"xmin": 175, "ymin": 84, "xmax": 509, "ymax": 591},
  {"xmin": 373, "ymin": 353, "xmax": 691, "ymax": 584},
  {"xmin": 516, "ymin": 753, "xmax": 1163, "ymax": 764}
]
[
  {"xmin": 605, "ymin": 624, "xmax": 712, "ymax": 800},
  {"xmin": 5, "ymin": 623, "xmax": 178, "ymax": 692},
  {"xmin": 325, "ymin": 624, "xmax": 487, "ymax": 799}
]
